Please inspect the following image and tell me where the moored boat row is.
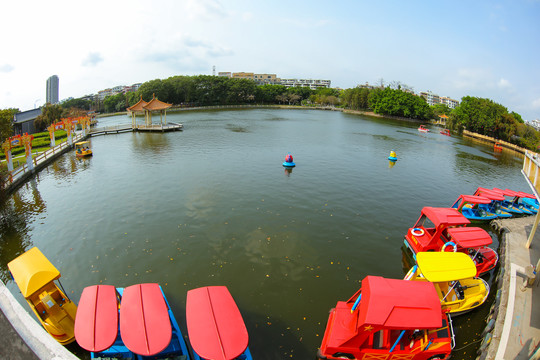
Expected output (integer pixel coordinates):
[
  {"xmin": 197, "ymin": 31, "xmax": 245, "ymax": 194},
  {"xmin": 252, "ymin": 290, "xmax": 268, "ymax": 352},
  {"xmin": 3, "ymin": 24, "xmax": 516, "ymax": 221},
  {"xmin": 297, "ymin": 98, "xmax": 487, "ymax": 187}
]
[
  {"xmin": 317, "ymin": 186, "xmax": 537, "ymax": 360},
  {"xmin": 8, "ymin": 247, "xmax": 253, "ymax": 360},
  {"xmin": 451, "ymin": 187, "xmax": 538, "ymax": 222}
]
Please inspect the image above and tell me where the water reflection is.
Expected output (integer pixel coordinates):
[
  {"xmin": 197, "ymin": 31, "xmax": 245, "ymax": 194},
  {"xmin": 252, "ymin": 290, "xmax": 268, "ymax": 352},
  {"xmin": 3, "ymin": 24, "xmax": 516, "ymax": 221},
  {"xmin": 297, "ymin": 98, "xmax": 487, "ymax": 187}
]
[
  {"xmin": 49, "ymin": 152, "xmax": 92, "ymax": 182},
  {"xmin": 1, "ymin": 110, "xmax": 532, "ymax": 360},
  {"xmin": 131, "ymin": 133, "xmax": 172, "ymax": 155},
  {"xmin": 0, "ymin": 180, "xmax": 45, "ymax": 282}
]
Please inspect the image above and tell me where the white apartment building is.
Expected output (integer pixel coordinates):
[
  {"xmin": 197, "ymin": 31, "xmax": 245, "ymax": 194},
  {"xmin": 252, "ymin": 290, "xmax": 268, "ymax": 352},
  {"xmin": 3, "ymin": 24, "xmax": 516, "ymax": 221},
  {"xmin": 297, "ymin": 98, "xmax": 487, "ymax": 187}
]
[
  {"xmin": 440, "ymin": 96, "xmax": 459, "ymax": 109},
  {"xmin": 419, "ymin": 91, "xmax": 459, "ymax": 109},
  {"xmin": 97, "ymin": 83, "xmax": 142, "ymax": 100},
  {"xmin": 281, "ymin": 79, "xmax": 331, "ymax": 90}
]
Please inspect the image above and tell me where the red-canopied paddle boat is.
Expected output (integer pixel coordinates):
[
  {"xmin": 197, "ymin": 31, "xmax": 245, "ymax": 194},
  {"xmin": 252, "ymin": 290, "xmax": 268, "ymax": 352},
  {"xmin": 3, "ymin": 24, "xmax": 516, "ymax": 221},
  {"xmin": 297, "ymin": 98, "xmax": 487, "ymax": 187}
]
[
  {"xmin": 404, "ymin": 207, "xmax": 498, "ymax": 276},
  {"xmin": 186, "ymin": 286, "xmax": 253, "ymax": 360},
  {"xmin": 75, "ymin": 283, "xmax": 191, "ymax": 359},
  {"xmin": 418, "ymin": 125, "xmax": 429, "ymax": 133},
  {"xmin": 317, "ymin": 276, "xmax": 454, "ymax": 360}
]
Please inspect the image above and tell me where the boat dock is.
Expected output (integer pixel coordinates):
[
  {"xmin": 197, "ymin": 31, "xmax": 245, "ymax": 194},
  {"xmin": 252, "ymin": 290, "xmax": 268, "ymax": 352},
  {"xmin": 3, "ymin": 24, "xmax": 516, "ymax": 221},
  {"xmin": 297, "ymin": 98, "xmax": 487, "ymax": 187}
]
[
  {"xmin": 482, "ymin": 217, "xmax": 540, "ymax": 360},
  {"xmin": 89, "ymin": 122, "xmax": 183, "ymax": 136}
]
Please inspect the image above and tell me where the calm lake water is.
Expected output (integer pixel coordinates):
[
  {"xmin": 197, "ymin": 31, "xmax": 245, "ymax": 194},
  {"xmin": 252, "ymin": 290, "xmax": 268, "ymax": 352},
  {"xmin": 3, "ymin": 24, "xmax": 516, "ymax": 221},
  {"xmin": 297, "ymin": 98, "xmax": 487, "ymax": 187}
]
[{"xmin": 0, "ymin": 108, "xmax": 531, "ymax": 359}]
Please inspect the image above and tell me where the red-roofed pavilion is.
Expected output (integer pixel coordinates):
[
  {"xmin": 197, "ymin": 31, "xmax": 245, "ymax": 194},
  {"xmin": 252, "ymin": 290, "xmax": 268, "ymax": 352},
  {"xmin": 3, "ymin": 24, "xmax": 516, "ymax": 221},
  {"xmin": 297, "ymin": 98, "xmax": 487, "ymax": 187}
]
[
  {"xmin": 126, "ymin": 96, "xmax": 148, "ymax": 127},
  {"xmin": 143, "ymin": 94, "xmax": 172, "ymax": 128}
]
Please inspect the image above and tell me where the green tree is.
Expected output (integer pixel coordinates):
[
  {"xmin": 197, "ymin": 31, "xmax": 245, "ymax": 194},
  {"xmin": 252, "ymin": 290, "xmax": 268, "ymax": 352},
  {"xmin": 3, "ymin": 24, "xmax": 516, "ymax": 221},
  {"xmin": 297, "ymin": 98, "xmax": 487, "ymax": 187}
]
[
  {"xmin": 255, "ymin": 84, "xmax": 287, "ymax": 103},
  {"xmin": 432, "ymin": 103, "xmax": 452, "ymax": 117},
  {"xmin": 370, "ymin": 88, "xmax": 432, "ymax": 120},
  {"xmin": 103, "ymin": 93, "xmax": 127, "ymax": 113},
  {"xmin": 0, "ymin": 108, "xmax": 17, "ymax": 142},
  {"xmin": 34, "ymin": 103, "xmax": 64, "ymax": 131},
  {"xmin": 60, "ymin": 97, "xmax": 92, "ymax": 110},
  {"xmin": 511, "ymin": 111, "xmax": 524, "ymax": 123},
  {"xmin": 138, "ymin": 79, "xmax": 172, "ymax": 103}
]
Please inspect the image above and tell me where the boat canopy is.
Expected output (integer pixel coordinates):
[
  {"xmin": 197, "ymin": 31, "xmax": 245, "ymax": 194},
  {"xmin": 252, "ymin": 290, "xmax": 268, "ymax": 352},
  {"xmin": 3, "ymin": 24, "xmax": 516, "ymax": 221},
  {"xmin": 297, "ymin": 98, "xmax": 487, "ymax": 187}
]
[
  {"xmin": 356, "ymin": 276, "xmax": 442, "ymax": 329},
  {"xmin": 446, "ymin": 227, "xmax": 492, "ymax": 248},
  {"xmin": 7, "ymin": 247, "xmax": 60, "ymax": 298},
  {"xmin": 458, "ymin": 194, "xmax": 491, "ymax": 205},
  {"xmin": 187, "ymin": 286, "xmax": 249, "ymax": 360},
  {"xmin": 75, "ymin": 141, "xmax": 90, "ymax": 146},
  {"xmin": 421, "ymin": 207, "xmax": 470, "ymax": 227},
  {"xmin": 517, "ymin": 191, "xmax": 535, "ymax": 199},
  {"xmin": 416, "ymin": 252, "xmax": 477, "ymax": 282},
  {"xmin": 475, "ymin": 189, "xmax": 505, "ymax": 201},
  {"xmin": 503, "ymin": 189, "xmax": 520, "ymax": 197}
]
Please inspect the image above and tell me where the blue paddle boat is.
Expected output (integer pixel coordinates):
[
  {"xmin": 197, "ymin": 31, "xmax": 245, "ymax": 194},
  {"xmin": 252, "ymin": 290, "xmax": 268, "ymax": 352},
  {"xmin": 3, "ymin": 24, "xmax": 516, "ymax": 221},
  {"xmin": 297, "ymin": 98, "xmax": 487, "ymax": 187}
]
[
  {"xmin": 451, "ymin": 194, "xmax": 498, "ymax": 221},
  {"xmin": 474, "ymin": 187, "xmax": 512, "ymax": 218},
  {"xmin": 522, "ymin": 197, "xmax": 539, "ymax": 211},
  {"xmin": 492, "ymin": 188, "xmax": 527, "ymax": 215},
  {"xmin": 75, "ymin": 283, "xmax": 191, "ymax": 360}
]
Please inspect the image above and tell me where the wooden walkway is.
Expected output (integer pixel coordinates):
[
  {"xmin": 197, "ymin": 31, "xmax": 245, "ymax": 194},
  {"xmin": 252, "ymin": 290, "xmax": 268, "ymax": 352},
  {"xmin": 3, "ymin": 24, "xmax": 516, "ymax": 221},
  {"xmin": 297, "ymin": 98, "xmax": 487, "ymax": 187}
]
[
  {"xmin": 89, "ymin": 123, "xmax": 182, "ymax": 136},
  {"xmin": 3, "ymin": 133, "xmax": 86, "ymax": 193}
]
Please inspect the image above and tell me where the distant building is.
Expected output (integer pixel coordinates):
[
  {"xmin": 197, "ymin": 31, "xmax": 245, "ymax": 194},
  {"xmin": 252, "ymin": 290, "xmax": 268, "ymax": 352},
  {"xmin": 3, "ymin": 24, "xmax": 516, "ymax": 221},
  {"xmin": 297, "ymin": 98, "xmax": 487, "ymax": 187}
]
[
  {"xmin": 97, "ymin": 83, "xmax": 141, "ymax": 100},
  {"xmin": 281, "ymin": 79, "xmax": 331, "ymax": 90},
  {"xmin": 232, "ymin": 72, "xmax": 255, "ymax": 80},
  {"xmin": 357, "ymin": 82, "xmax": 384, "ymax": 90},
  {"xmin": 123, "ymin": 83, "xmax": 142, "ymax": 93},
  {"xmin": 218, "ymin": 72, "xmax": 232, "ymax": 77},
  {"xmin": 419, "ymin": 91, "xmax": 459, "ymax": 109},
  {"xmin": 46, "ymin": 75, "xmax": 59, "ymax": 104},
  {"xmin": 440, "ymin": 96, "xmax": 459, "ymax": 109},
  {"xmin": 13, "ymin": 108, "xmax": 42, "ymax": 135},
  {"xmin": 529, "ymin": 119, "xmax": 540, "ymax": 130},
  {"xmin": 419, "ymin": 91, "xmax": 440, "ymax": 106},
  {"xmin": 253, "ymin": 74, "xmax": 280, "ymax": 85}
]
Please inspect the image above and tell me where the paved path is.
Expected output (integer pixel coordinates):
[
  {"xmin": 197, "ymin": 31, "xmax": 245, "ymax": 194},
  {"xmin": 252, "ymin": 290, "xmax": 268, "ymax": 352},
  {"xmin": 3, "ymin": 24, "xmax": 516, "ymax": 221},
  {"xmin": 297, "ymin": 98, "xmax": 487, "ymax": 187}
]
[
  {"xmin": 0, "ymin": 279, "xmax": 78, "ymax": 360},
  {"xmin": 0, "ymin": 307, "xmax": 39, "ymax": 360},
  {"xmin": 489, "ymin": 216, "xmax": 540, "ymax": 360}
]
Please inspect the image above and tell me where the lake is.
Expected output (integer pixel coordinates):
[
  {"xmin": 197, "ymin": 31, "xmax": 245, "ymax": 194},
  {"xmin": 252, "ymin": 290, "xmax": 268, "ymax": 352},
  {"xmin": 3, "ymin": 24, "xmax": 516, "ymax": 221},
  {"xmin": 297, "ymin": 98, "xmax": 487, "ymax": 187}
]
[{"xmin": 0, "ymin": 108, "xmax": 530, "ymax": 359}]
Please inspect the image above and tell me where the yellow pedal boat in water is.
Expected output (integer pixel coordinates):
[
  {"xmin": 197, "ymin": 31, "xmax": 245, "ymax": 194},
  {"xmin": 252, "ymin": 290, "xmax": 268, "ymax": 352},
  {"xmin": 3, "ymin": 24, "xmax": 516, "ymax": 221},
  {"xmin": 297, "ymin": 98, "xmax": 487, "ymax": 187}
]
[
  {"xmin": 7, "ymin": 247, "xmax": 77, "ymax": 345},
  {"xmin": 75, "ymin": 141, "xmax": 92, "ymax": 157},
  {"xmin": 404, "ymin": 252, "xmax": 489, "ymax": 316}
]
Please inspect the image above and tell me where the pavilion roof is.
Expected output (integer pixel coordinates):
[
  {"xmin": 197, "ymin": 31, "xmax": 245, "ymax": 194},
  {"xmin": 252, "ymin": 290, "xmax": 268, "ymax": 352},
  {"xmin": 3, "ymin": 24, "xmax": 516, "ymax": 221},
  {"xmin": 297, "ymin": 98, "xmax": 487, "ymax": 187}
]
[
  {"xmin": 127, "ymin": 96, "xmax": 148, "ymax": 112},
  {"xmin": 143, "ymin": 94, "xmax": 172, "ymax": 111}
]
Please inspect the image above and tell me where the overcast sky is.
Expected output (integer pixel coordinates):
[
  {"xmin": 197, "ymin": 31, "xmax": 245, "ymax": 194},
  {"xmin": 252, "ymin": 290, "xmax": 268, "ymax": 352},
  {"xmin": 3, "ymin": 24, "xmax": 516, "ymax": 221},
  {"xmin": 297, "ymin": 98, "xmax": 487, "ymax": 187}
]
[{"xmin": 1, "ymin": 0, "xmax": 539, "ymax": 120}]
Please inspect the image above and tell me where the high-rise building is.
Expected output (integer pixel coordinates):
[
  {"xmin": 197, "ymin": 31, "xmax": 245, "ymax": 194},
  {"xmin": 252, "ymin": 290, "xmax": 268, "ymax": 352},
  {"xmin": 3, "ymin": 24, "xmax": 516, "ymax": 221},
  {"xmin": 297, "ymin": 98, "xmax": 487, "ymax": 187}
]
[{"xmin": 46, "ymin": 75, "xmax": 59, "ymax": 104}]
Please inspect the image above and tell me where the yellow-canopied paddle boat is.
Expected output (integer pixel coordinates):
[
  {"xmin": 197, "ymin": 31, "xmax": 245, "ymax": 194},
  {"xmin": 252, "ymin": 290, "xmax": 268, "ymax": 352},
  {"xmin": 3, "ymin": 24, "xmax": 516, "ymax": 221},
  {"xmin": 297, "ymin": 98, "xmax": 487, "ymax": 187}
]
[
  {"xmin": 404, "ymin": 252, "xmax": 489, "ymax": 316},
  {"xmin": 7, "ymin": 247, "xmax": 78, "ymax": 345},
  {"xmin": 75, "ymin": 141, "xmax": 92, "ymax": 157}
]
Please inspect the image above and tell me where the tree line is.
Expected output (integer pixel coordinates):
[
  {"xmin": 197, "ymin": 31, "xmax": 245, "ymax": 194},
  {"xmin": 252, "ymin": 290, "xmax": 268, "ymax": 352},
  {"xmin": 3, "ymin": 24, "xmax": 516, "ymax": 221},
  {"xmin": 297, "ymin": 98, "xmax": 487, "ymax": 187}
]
[{"xmin": 0, "ymin": 75, "xmax": 538, "ymax": 151}]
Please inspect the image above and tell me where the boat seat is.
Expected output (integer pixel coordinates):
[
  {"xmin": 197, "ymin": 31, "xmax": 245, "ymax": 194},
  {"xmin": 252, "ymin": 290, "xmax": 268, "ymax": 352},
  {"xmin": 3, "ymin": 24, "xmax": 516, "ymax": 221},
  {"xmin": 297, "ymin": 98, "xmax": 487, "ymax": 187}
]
[{"xmin": 452, "ymin": 281, "xmax": 465, "ymax": 300}]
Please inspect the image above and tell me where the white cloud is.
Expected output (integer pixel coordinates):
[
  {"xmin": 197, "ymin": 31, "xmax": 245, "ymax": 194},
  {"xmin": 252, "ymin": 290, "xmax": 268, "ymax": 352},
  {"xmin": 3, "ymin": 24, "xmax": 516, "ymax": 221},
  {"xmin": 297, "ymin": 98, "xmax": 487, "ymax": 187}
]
[
  {"xmin": 186, "ymin": 0, "xmax": 228, "ymax": 20},
  {"xmin": 532, "ymin": 97, "xmax": 540, "ymax": 109},
  {"xmin": 0, "ymin": 64, "xmax": 14, "ymax": 73},
  {"xmin": 498, "ymin": 78, "xmax": 512, "ymax": 89},
  {"xmin": 452, "ymin": 67, "xmax": 494, "ymax": 90},
  {"xmin": 82, "ymin": 52, "xmax": 104, "ymax": 67}
]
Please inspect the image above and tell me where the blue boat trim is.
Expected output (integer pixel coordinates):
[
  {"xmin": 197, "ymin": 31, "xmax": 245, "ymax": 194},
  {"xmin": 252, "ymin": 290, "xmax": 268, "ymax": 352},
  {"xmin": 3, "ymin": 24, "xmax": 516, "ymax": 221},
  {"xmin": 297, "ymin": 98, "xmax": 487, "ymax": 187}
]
[{"xmin": 283, "ymin": 162, "xmax": 296, "ymax": 167}]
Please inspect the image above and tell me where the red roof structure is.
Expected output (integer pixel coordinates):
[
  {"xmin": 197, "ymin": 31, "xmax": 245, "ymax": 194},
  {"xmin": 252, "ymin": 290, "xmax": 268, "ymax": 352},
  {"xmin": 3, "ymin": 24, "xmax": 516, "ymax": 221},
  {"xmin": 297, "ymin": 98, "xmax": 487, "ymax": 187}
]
[
  {"xmin": 126, "ymin": 96, "xmax": 148, "ymax": 112},
  {"xmin": 127, "ymin": 94, "xmax": 173, "ymax": 128}
]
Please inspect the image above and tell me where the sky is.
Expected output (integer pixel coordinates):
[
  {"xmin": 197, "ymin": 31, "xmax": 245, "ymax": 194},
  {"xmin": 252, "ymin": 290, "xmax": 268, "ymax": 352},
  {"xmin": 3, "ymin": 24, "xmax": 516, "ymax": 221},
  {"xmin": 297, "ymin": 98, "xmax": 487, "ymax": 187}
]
[{"xmin": 1, "ymin": 0, "xmax": 539, "ymax": 120}]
